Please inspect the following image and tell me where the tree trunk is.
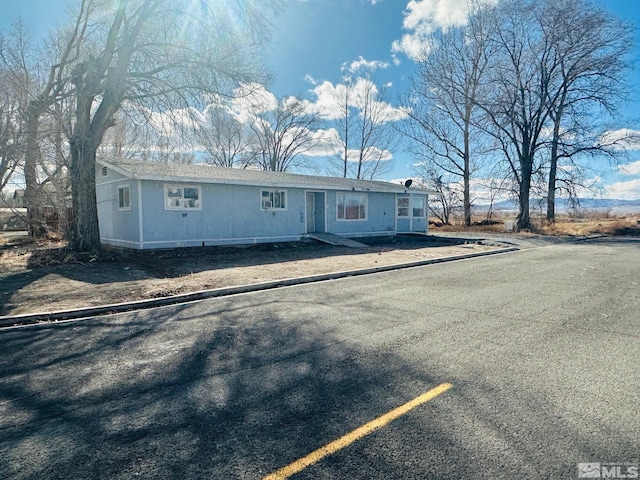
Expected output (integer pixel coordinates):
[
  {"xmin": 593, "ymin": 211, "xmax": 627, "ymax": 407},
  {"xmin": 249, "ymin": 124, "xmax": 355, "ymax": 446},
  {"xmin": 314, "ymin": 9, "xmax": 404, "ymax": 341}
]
[
  {"xmin": 546, "ymin": 104, "xmax": 564, "ymax": 222},
  {"xmin": 546, "ymin": 156, "xmax": 557, "ymax": 221},
  {"xmin": 24, "ymin": 106, "xmax": 42, "ymax": 237},
  {"xmin": 343, "ymin": 144, "xmax": 348, "ymax": 178},
  {"xmin": 517, "ymin": 157, "xmax": 532, "ymax": 230},
  {"xmin": 463, "ymin": 121, "xmax": 472, "ymax": 227},
  {"xmin": 463, "ymin": 170, "xmax": 471, "ymax": 227},
  {"xmin": 69, "ymin": 137, "xmax": 101, "ymax": 252}
]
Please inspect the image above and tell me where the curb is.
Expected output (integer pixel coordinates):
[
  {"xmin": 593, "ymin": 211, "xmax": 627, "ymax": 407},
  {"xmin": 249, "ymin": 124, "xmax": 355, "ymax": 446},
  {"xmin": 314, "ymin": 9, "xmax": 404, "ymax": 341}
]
[{"xmin": 0, "ymin": 246, "xmax": 519, "ymax": 329}]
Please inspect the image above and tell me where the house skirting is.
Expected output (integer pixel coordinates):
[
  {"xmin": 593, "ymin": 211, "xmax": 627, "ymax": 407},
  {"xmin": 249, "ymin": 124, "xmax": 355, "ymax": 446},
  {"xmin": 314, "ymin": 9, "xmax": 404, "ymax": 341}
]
[
  {"xmin": 101, "ymin": 234, "xmax": 305, "ymax": 250},
  {"xmin": 101, "ymin": 230, "xmax": 405, "ymax": 250}
]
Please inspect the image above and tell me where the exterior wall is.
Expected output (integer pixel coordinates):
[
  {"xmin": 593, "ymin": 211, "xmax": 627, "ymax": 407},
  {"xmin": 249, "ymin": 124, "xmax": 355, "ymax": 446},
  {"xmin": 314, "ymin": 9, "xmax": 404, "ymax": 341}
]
[
  {"xmin": 139, "ymin": 181, "xmax": 307, "ymax": 249},
  {"xmin": 96, "ymin": 165, "xmax": 431, "ymax": 249},
  {"xmin": 96, "ymin": 167, "xmax": 141, "ymax": 248},
  {"xmin": 325, "ymin": 190, "xmax": 396, "ymax": 237},
  {"xmin": 425, "ymin": 195, "xmax": 430, "ymax": 233}
]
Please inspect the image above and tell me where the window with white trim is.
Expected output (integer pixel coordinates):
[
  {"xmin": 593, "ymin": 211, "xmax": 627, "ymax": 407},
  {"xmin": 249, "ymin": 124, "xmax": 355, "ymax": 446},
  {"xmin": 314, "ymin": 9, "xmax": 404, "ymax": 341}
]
[
  {"xmin": 118, "ymin": 184, "xmax": 131, "ymax": 210},
  {"xmin": 397, "ymin": 197, "xmax": 409, "ymax": 217},
  {"xmin": 164, "ymin": 184, "xmax": 201, "ymax": 210},
  {"xmin": 412, "ymin": 197, "xmax": 425, "ymax": 217},
  {"xmin": 337, "ymin": 192, "xmax": 367, "ymax": 221},
  {"xmin": 261, "ymin": 189, "xmax": 287, "ymax": 210}
]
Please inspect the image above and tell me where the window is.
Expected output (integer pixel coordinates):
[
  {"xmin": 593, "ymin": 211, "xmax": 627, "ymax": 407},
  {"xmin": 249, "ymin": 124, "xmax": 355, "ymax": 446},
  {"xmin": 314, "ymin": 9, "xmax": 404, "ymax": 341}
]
[
  {"xmin": 164, "ymin": 184, "xmax": 201, "ymax": 210},
  {"xmin": 412, "ymin": 197, "xmax": 425, "ymax": 217},
  {"xmin": 337, "ymin": 193, "xmax": 367, "ymax": 220},
  {"xmin": 101, "ymin": 166, "xmax": 108, "ymax": 177},
  {"xmin": 261, "ymin": 189, "xmax": 287, "ymax": 210},
  {"xmin": 397, "ymin": 197, "xmax": 409, "ymax": 217},
  {"xmin": 118, "ymin": 185, "xmax": 131, "ymax": 210}
]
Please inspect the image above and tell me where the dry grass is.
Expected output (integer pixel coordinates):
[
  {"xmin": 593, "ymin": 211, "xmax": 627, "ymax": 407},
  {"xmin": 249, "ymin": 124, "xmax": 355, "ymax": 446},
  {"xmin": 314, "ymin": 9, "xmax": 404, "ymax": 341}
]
[
  {"xmin": 534, "ymin": 216, "xmax": 640, "ymax": 236},
  {"xmin": 430, "ymin": 213, "xmax": 640, "ymax": 236}
]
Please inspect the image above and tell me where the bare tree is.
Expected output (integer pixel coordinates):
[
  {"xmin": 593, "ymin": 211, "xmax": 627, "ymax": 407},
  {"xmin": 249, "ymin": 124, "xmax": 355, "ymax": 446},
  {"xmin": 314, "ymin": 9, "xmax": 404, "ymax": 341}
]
[
  {"xmin": 417, "ymin": 168, "xmax": 461, "ymax": 225},
  {"xmin": 330, "ymin": 81, "xmax": 355, "ymax": 178},
  {"xmin": 475, "ymin": 0, "xmax": 635, "ymax": 230},
  {"xmin": 0, "ymin": 69, "xmax": 23, "ymax": 196},
  {"xmin": 402, "ymin": 4, "xmax": 494, "ymax": 226},
  {"xmin": 539, "ymin": 0, "xmax": 634, "ymax": 221},
  {"xmin": 251, "ymin": 96, "xmax": 320, "ymax": 172},
  {"xmin": 477, "ymin": 0, "xmax": 564, "ymax": 230},
  {"xmin": 200, "ymin": 101, "xmax": 257, "ymax": 168},
  {"xmin": 0, "ymin": 18, "xmax": 84, "ymax": 235},
  {"xmin": 330, "ymin": 77, "xmax": 400, "ymax": 180},
  {"xmin": 48, "ymin": 0, "xmax": 282, "ymax": 251}
]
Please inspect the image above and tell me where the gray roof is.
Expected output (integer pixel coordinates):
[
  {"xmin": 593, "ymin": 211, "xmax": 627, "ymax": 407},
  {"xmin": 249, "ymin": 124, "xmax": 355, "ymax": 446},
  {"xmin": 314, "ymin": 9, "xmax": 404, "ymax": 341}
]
[{"xmin": 98, "ymin": 159, "xmax": 434, "ymax": 194}]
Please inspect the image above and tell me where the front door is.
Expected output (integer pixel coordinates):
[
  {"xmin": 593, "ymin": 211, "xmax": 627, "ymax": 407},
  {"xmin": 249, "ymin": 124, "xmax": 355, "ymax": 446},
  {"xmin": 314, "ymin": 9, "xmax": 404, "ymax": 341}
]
[
  {"xmin": 396, "ymin": 194, "xmax": 426, "ymax": 233},
  {"xmin": 306, "ymin": 192, "xmax": 315, "ymax": 232},
  {"xmin": 306, "ymin": 192, "xmax": 326, "ymax": 233}
]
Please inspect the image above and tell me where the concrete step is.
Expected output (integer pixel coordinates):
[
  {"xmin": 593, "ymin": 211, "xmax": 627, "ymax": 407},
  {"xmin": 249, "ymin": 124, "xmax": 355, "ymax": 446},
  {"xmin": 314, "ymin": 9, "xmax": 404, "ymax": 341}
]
[{"xmin": 307, "ymin": 233, "xmax": 370, "ymax": 249}]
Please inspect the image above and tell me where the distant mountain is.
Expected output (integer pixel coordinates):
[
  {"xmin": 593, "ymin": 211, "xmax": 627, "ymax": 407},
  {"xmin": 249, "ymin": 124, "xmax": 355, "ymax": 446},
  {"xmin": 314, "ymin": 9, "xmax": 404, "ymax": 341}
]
[{"xmin": 475, "ymin": 198, "xmax": 640, "ymax": 213}]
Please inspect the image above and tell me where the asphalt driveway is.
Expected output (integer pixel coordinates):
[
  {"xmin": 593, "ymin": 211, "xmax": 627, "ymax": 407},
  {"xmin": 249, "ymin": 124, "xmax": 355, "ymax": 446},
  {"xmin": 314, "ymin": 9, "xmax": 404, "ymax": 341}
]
[{"xmin": 0, "ymin": 237, "xmax": 638, "ymax": 479}]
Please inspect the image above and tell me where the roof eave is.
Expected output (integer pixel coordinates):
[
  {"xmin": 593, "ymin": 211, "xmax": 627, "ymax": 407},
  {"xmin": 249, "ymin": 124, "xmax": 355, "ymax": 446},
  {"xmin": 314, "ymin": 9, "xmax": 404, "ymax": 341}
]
[{"xmin": 98, "ymin": 159, "xmax": 437, "ymax": 195}]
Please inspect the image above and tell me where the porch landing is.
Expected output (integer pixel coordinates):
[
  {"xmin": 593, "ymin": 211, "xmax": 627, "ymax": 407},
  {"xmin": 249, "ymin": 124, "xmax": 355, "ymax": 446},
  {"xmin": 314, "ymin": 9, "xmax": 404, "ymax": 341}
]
[{"xmin": 307, "ymin": 233, "xmax": 370, "ymax": 249}]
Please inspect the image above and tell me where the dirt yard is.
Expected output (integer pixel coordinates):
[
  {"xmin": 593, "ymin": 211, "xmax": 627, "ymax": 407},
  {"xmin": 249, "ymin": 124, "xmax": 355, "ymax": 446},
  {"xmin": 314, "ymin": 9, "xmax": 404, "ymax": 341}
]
[{"xmin": 0, "ymin": 234, "xmax": 501, "ymax": 317}]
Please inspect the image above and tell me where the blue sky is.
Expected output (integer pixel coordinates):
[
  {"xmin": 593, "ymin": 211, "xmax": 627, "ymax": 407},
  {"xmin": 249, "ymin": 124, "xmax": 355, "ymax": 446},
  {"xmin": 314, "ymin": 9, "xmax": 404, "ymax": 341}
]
[{"xmin": 2, "ymin": 0, "xmax": 640, "ymax": 200}]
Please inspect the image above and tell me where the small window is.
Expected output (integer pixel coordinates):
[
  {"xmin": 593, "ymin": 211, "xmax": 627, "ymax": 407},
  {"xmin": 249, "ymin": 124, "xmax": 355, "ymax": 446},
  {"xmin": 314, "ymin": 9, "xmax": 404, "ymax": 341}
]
[
  {"xmin": 412, "ymin": 197, "xmax": 425, "ymax": 217},
  {"xmin": 118, "ymin": 185, "xmax": 131, "ymax": 210},
  {"xmin": 397, "ymin": 197, "xmax": 409, "ymax": 217},
  {"xmin": 337, "ymin": 192, "xmax": 367, "ymax": 221},
  {"xmin": 164, "ymin": 184, "xmax": 202, "ymax": 210},
  {"xmin": 261, "ymin": 189, "xmax": 287, "ymax": 211},
  {"xmin": 101, "ymin": 166, "xmax": 108, "ymax": 177}
]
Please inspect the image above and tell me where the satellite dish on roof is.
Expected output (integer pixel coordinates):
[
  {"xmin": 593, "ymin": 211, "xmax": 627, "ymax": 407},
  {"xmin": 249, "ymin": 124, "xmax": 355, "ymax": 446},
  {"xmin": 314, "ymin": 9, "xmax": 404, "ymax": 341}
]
[{"xmin": 404, "ymin": 179, "xmax": 413, "ymax": 188}]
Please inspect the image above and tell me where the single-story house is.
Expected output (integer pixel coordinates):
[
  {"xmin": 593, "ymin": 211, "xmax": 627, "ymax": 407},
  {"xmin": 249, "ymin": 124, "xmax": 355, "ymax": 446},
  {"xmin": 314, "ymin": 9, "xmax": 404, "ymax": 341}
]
[{"xmin": 96, "ymin": 159, "xmax": 435, "ymax": 250}]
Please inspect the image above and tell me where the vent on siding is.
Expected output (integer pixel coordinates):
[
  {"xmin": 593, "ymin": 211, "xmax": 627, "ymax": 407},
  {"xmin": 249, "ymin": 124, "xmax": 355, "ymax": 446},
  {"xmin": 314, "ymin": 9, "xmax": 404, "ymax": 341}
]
[{"xmin": 101, "ymin": 166, "xmax": 108, "ymax": 177}]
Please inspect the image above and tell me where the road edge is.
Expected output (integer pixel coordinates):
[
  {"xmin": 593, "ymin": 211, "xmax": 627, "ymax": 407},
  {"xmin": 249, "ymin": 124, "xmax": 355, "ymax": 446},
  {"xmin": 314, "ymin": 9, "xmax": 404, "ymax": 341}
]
[{"xmin": 0, "ymin": 246, "xmax": 518, "ymax": 329}]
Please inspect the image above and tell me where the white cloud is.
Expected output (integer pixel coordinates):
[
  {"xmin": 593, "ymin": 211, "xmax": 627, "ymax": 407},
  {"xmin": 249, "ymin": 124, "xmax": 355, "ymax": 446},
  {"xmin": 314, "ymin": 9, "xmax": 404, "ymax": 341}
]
[
  {"xmin": 114, "ymin": 78, "xmax": 407, "ymax": 164},
  {"xmin": 599, "ymin": 129, "xmax": 640, "ymax": 152},
  {"xmin": 346, "ymin": 146, "xmax": 393, "ymax": 162},
  {"xmin": 342, "ymin": 56, "xmax": 389, "ymax": 74},
  {"xmin": 307, "ymin": 81, "xmax": 347, "ymax": 120},
  {"xmin": 392, "ymin": 33, "xmax": 431, "ymax": 62},
  {"xmin": 404, "ymin": 0, "xmax": 470, "ymax": 30},
  {"xmin": 375, "ymin": 101, "xmax": 410, "ymax": 122},
  {"xmin": 229, "ymin": 83, "xmax": 278, "ymax": 123},
  {"xmin": 305, "ymin": 128, "xmax": 343, "ymax": 157},
  {"xmin": 308, "ymin": 78, "xmax": 407, "ymax": 123},
  {"xmin": 392, "ymin": 0, "xmax": 470, "ymax": 61},
  {"xmin": 392, "ymin": 0, "xmax": 496, "ymax": 61},
  {"xmin": 304, "ymin": 74, "xmax": 318, "ymax": 86},
  {"xmin": 618, "ymin": 160, "xmax": 640, "ymax": 176},
  {"xmin": 604, "ymin": 178, "xmax": 640, "ymax": 200}
]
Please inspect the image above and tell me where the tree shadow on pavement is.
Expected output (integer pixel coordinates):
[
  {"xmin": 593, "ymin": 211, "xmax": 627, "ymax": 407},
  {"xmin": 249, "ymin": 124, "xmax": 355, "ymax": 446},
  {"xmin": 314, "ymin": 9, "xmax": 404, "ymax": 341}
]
[{"xmin": 0, "ymin": 287, "xmax": 631, "ymax": 479}]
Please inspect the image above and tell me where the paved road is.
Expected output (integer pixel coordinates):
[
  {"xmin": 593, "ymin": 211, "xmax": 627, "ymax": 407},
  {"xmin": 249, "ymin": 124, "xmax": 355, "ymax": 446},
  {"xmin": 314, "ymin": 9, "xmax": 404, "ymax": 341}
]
[{"xmin": 1, "ymin": 238, "xmax": 638, "ymax": 479}]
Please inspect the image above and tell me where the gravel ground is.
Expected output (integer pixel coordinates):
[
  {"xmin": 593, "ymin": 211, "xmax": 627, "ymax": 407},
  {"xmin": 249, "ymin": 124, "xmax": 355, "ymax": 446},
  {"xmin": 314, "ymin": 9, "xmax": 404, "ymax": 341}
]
[{"xmin": 0, "ymin": 234, "xmax": 503, "ymax": 317}]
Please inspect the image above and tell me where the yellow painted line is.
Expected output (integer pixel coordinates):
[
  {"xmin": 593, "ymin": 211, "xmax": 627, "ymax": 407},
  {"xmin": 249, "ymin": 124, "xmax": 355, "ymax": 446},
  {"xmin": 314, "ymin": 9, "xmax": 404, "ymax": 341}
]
[{"xmin": 263, "ymin": 382, "xmax": 453, "ymax": 480}]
